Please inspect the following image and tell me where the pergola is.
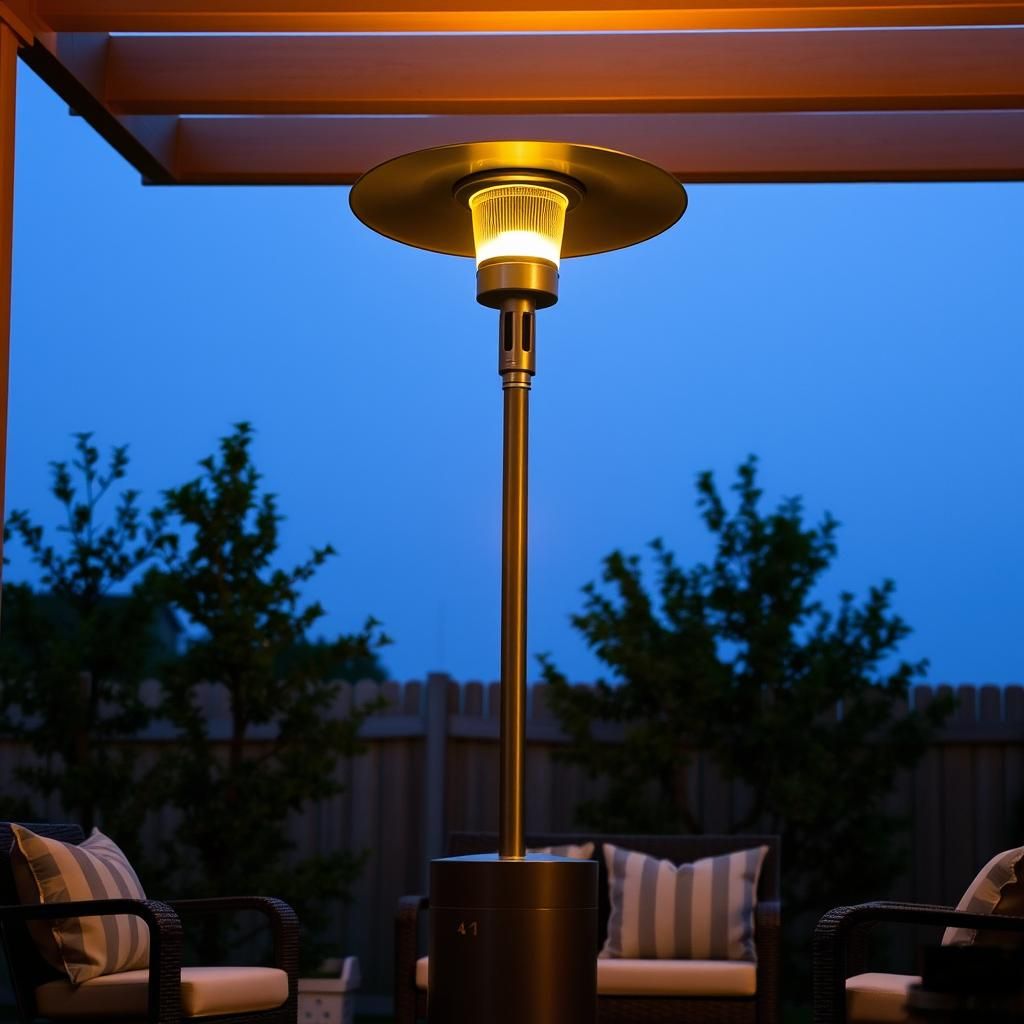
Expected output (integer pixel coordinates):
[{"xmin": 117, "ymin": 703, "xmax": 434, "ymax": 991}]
[{"xmin": 0, "ymin": 0, "xmax": 1021, "ymax": 570}]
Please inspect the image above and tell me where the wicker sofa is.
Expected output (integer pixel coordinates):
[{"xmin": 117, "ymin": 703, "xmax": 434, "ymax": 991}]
[{"xmin": 395, "ymin": 832, "xmax": 781, "ymax": 1024}]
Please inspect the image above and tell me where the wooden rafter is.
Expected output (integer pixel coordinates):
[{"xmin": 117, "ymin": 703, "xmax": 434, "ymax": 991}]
[
  {"xmin": 103, "ymin": 29, "xmax": 1024, "ymax": 116},
  {"xmin": 33, "ymin": 0, "xmax": 1024, "ymax": 33},
  {"xmin": 172, "ymin": 111, "xmax": 1024, "ymax": 184}
]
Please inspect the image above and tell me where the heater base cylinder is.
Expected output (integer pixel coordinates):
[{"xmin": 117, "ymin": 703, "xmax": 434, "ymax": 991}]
[{"xmin": 427, "ymin": 854, "xmax": 597, "ymax": 1024}]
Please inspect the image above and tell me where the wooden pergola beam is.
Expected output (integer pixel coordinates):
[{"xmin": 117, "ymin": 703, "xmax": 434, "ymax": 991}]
[
  {"xmin": 35, "ymin": 0, "xmax": 1024, "ymax": 32},
  {"xmin": 103, "ymin": 28, "xmax": 1024, "ymax": 116},
  {"xmin": 171, "ymin": 110, "xmax": 1024, "ymax": 184}
]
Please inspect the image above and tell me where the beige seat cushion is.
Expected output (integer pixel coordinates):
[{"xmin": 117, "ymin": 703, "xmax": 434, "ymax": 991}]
[
  {"xmin": 36, "ymin": 966, "xmax": 288, "ymax": 1018},
  {"xmin": 846, "ymin": 972, "xmax": 920, "ymax": 1023},
  {"xmin": 415, "ymin": 956, "xmax": 756, "ymax": 997}
]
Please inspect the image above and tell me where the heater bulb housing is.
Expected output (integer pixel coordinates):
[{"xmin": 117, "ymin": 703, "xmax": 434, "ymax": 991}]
[{"xmin": 469, "ymin": 184, "xmax": 569, "ymax": 268}]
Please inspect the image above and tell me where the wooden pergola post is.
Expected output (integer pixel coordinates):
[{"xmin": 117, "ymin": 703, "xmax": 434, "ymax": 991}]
[{"xmin": 0, "ymin": 18, "xmax": 17, "ymax": 601}]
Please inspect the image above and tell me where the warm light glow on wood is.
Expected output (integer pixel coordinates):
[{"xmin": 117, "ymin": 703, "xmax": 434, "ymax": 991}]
[{"xmin": 12, "ymin": 3, "xmax": 1024, "ymax": 184}]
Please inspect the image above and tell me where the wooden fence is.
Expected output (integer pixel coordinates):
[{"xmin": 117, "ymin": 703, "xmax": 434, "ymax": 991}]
[{"xmin": 2, "ymin": 676, "xmax": 1023, "ymax": 1011}]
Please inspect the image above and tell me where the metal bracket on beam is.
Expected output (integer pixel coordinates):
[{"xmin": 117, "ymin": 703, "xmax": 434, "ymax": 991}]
[{"xmin": 0, "ymin": 1, "xmax": 35, "ymax": 45}]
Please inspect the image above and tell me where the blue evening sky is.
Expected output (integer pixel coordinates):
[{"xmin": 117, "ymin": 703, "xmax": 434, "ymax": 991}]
[{"xmin": 8, "ymin": 61, "xmax": 1024, "ymax": 685}]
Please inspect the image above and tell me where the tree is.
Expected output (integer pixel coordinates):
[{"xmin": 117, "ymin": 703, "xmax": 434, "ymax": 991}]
[
  {"xmin": 150, "ymin": 422, "xmax": 388, "ymax": 968},
  {"xmin": 542, "ymin": 456, "xmax": 953, "ymax": 993},
  {"xmin": 0, "ymin": 433, "xmax": 170, "ymax": 846}
]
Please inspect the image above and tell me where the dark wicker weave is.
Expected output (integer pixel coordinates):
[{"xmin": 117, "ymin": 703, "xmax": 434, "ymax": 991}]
[
  {"xmin": 0, "ymin": 822, "xmax": 298, "ymax": 1024},
  {"xmin": 395, "ymin": 832, "xmax": 781, "ymax": 1024},
  {"xmin": 812, "ymin": 900, "xmax": 1024, "ymax": 1024}
]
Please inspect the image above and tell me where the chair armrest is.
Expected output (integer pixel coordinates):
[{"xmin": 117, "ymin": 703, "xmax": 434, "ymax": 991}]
[
  {"xmin": 0, "ymin": 898, "xmax": 182, "ymax": 1024},
  {"xmin": 813, "ymin": 901, "xmax": 1024, "ymax": 1024},
  {"xmin": 397, "ymin": 895, "xmax": 428, "ymax": 927},
  {"xmin": 165, "ymin": 897, "xmax": 299, "ymax": 984},
  {"xmin": 395, "ymin": 896, "xmax": 428, "ymax": 1024},
  {"xmin": 755, "ymin": 900, "xmax": 780, "ymax": 1024}
]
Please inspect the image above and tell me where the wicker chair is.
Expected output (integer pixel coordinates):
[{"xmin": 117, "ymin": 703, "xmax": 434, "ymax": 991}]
[
  {"xmin": 396, "ymin": 832, "xmax": 781, "ymax": 1024},
  {"xmin": 812, "ymin": 901, "xmax": 1024, "ymax": 1024},
  {"xmin": 0, "ymin": 822, "xmax": 298, "ymax": 1024}
]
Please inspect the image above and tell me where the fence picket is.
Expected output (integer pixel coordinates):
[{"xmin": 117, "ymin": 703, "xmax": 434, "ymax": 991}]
[
  {"xmin": 941, "ymin": 686, "xmax": 977, "ymax": 899},
  {"xmin": 912, "ymin": 685, "xmax": 945, "ymax": 902},
  {"xmin": 975, "ymin": 685, "xmax": 1006, "ymax": 866}
]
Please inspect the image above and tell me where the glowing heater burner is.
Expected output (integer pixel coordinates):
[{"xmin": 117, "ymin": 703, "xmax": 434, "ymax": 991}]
[{"xmin": 469, "ymin": 184, "xmax": 569, "ymax": 267}]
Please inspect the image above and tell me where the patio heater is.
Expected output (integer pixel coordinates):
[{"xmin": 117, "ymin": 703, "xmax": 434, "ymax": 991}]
[{"xmin": 350, "ymin": 141, "xmax": 685, "ymax": 1024}]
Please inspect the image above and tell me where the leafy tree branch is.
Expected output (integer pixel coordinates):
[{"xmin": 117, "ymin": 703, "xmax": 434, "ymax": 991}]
[{"xmin": 543, "ymin": 456, "xmax": 953, "ymax": 995}]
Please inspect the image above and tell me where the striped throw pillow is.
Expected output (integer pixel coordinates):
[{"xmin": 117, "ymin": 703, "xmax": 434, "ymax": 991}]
[
  {"xmin": 601, "ymin": 842, "xmax": 768, "ymax": 961},
  {"xmin": 528, "ymin": 842, "xmax": 595, "ymax": 860},
  {"xmin": 943, "ymin": 846, "xmax": 1024, "ymax": 947},
  {"xmin": 10, "ymin": 824, "xmax": 150, "ymax": 984}
]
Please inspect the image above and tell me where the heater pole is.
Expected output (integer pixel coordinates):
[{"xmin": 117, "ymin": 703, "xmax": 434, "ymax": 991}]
[
  {"xmin": 497, "ymin": 298, "xmax": 536, "ymax": 860},
  {"xmin": 499, "ymin": 381, "xmax": 528, "ymax": 859}
]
